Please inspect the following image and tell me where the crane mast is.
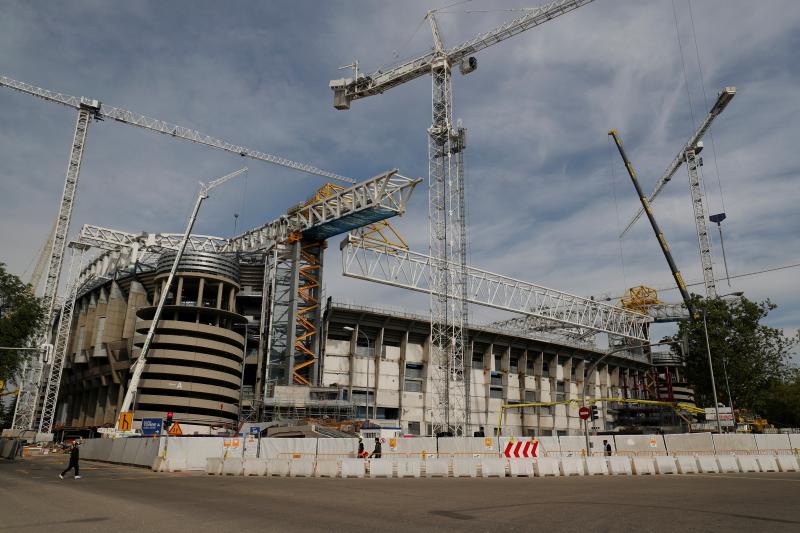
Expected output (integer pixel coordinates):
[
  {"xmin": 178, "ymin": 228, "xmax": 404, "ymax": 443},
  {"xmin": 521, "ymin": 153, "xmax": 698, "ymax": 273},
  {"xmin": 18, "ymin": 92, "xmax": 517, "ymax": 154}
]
[
  {"xmin": 0, "ymin": 72, "xmax": 354, "ymax": 433},
  {"xmin": 330, "ymin": 0, "xmax": 596, "ymax": 435}
]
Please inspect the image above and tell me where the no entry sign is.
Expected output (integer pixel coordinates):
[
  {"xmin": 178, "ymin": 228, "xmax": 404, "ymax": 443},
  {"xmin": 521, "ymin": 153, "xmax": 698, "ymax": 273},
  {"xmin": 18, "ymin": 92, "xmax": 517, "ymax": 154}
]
[{"xmin": 579, "ymin": 406, "xmax": 591, "ymax": 420}]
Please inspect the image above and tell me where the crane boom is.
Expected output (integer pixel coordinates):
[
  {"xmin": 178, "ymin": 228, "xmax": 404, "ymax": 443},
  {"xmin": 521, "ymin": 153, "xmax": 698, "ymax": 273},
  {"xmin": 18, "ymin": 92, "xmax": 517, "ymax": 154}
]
[
  {"xmin": 330, "ymin": 0, "xmax": 594, "ymax": 109},
  {"xmin": 608, "ymin": 130, "xmax": 694, "ymax": 316},
  {"xmin": 117, "ymin": 168, "xmax": 247, "ymax": 421},
  {"xmin": 0, "ymin": 75, "xmax": 355, "ymax": 184},
  {"xmin": 619, "ymin": 87, "xmax": 735, "ymax": 237}
]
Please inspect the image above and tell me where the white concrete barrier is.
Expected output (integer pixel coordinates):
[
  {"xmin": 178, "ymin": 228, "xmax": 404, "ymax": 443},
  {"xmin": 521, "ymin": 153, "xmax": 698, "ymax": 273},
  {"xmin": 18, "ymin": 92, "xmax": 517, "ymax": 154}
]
[
  {"xmin": 134, "ymin": 439, "xmax": 162, "ymax": 467},
  {"xmin": 664, "ymin": 433, "xmax": 715, "ymax": 455},
  {"xmin": 314, "ymin": 460, "xmax": 340, "ymax": 478},
  {"xmin": 205, "ymin": 457, "xmax": 223, "ymax": 475},
  {"xmin": 615, "ymin": 434, "xmax": 666, "ymax": 455},
  {"xmin": 424, "ymin": 458, "xmax": 450, "ymax": 477},
  {"xmin": 480, "ymin": 458, "xmax": 507, "ymax": 478},
  {"xmin": 389, "ymin": 437, "xmax": 437, "ymax": 458},
  {"xmin": 697, "ymin": 455, "xmax": 720, "ymax": 473},
  {"xmin": 222, "ymin": 457, "xmax": 244, "ymax": 476},
  {"xmin": 120, "ymin": 439, "xmax": 140, "ymax": 464},
  {"xmin": 558, "ymin": 436, "xmax": 612, "ymax": 457},
  {"xmin": 789, "ymin": 434, "xmax": 800, "ymax": 451},
  {"xmin": 440, "ymin": 437, "xmax": 499, "ymax": 457},
  {"xmin": 632, "ymin": 457, "xmax": 656, "ymax": 475},
  {"xmin": 396, "ymin": 459, "xmax": 421, "ymax": 478},
  {"xmin": 776, "ymin": 455, "xmax": 799, "ymax": 472},
  {"xmin": 559, "ymin": 457, "xmax": 585, "ymax": 476},
  {"xmin": 713, "ymin": 434, "xmax": 757, "ymax": 454},
  {"xmin": 165, "ymin": 437, "xmax": 225, "ymax": 471},
  {"xmin": 534, "ymin": 457, "xmax": 561, "ymax": 477},
  {"xmin": 289, "ymin": 458, "xmax": 315, "ymax": 477},
  {"xmin": 736, "ymin": 455, "xmax": 760, "ymax": 473},
  {"xmin": 262, "ymin": 438, "xmax": 317, "ymax": 459},
  {"xmin": 341, "ymin": 459, "xmax": 366, "ymax": 478},
  {"xmin": 754, "ymin": 455, "xmax": 778, "ymax": 473},
  {"xmin": 266, "ymin": 458, "xmax": 291, "ymax": 477},
  {"xmin": 243, "ymin": 458, "xmax": 267, "ymax": 476},
  {"xmin": 674, "ymin": 456, "xmax": 699, "ymax": 474},
  {"xmin": 716, "ymin": 455, "xmax": 740, "ymax": 473},
  {"xmin": 509, "ymin": 460, "xmax": 535, "ymax": 477},
  {"xmin": 607, "ymin": 456, "xmax": 632, "ymax": 475},
  {"xmin": 754, "ymin": 434, "xmax": 791, "ymax": 453},
  {"xmin": 585, "ymin": 457, "xmax": 609, "ymax": 475},
  {"xmin": 453, "ymin": 458, "xmax": 478, "ymax": 478},
  {"xmin": 317, "ymin": 438, "xmax": 358, "ymax": 460},
  {"xmin": 654, "ymin": 456, "xmax": 678, "ymax": 474},
  {"xmin": 369, "ymin": 459, "xmax": 394, "ymax": 478}
]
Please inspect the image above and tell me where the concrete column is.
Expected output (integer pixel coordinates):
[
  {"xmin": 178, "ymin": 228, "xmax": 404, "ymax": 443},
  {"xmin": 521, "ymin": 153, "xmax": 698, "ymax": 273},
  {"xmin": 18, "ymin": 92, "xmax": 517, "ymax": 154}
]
[
  {"xmin": 216, "ymin": 282, "xmax": 224, "ymax": 310},
  {"xmin": 176, "ymin": 276, "xmax": 184, "ymax": 306},
  {"xmin": 228, "ymin": 285, "xmax": 236, "ymax": 311},
  {"xmin": 197, "ymin": 278, "xmax": 205, "ymax": 307}
]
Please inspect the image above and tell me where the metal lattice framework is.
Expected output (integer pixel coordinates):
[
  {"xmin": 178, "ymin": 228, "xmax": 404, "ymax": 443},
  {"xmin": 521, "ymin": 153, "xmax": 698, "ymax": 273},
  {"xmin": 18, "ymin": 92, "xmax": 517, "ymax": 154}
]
[
  {"xmin": 341, "ymin": 235, "xmax": 651, "ymax": 341},
  {"xmin": 0, "ymin": 75, "xmax": 355, "ymax": 184},
  {"xmin": 618, "ymin": 87, "xmax": 736, "ymax": 299},
  {"xmin": 38, "ymin": 244, "xmax": 88, "ymax": 434},
  {"xmin": 330, "ymin": 0, "xmax": 596, "ymax": 436}
]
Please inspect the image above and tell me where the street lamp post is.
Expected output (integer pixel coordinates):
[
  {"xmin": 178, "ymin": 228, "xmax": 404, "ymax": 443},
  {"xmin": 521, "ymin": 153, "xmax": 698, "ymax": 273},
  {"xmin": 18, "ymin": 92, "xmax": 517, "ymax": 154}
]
[{"xmin": 344, "ymin": 326, "xmax": 371, "ymax": 421}]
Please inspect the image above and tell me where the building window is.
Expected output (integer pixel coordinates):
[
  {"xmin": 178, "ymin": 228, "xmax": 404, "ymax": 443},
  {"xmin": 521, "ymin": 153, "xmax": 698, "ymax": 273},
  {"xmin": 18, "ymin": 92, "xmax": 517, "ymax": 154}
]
[
  {"xmin": 526, "ymin": 355, "xmax": 535, "ymax": 373},
  {"xmin": 540, "ymin": 405, "xmax": 552, "ymax": 416},
  {"xmin": 407, "ymin": 421, "xmax": 421, "ymax": 436},
  {"xmin": 494, "ymin": 353, "xmax": 502, "ymax": 371},
  {"xmin": 489, "ymin": 387, "xmax": 503, "ymax": 399},
  {"xmin": 405, "ymin": 363, "xmax": 423, "ymax": 379},
  {"xmin": 524, "ymin": 390, "xmax": 536, "ymax": 403},
  {"xmin": 555, "ymin": 380, "xmax": 566, "ymax": 402},
  {"xmin": 542, "ymin": 361, "xmax": 550, "ymax": 378},
  {"xmin": 509, "ymin": 355, "xmax": 519, "ymax": 374},
  {"xmin": 490, "ymin": 372, "xmax": 503, "ymax": 387},
  {"xmin": 472, "ymin": 352, "xmax": 484, "ymax": 369},
  {"xmin": 404, "ymin": 379, "xmax": 422, "ymax": 393}
]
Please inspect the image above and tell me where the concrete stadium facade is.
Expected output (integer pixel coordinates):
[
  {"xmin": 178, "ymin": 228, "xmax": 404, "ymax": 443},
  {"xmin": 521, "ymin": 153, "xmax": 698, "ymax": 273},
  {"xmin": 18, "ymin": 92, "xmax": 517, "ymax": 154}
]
[{"xmin": 55, "ymin": 249, "xmax": 655, "ymax": 438}]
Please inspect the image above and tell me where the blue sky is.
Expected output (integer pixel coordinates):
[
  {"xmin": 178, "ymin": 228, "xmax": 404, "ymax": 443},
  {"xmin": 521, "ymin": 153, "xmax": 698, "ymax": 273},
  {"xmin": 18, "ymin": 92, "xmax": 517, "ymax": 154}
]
[{"xmin": 1, "ymin": 0, "xmax": 798, "ymax": 349}]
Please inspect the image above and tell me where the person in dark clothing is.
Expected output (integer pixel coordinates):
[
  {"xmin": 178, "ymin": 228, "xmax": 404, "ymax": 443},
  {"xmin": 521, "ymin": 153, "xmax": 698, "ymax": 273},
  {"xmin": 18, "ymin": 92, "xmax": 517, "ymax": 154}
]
[
  {"xmin": 370, "ymin": 437, "xmax": 382, "ymax": 458},
  {"xmin": 474, "ymin": 426, "xmax": 485, "ymax": 437},
  {"xmin": 60, "ymin": 443, "xmax": 81, "ymax": 479},
  {"xmin": 603, "ymin": 440, "xmax": 612, "ymax": 457}
]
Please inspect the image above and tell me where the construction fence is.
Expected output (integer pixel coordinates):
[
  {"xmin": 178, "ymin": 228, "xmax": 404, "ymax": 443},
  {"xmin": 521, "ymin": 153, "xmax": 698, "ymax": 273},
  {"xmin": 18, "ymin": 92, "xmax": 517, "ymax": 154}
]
[{"xmin": 69, "ymin": 432, "xmax": 800, "ymax": 474}]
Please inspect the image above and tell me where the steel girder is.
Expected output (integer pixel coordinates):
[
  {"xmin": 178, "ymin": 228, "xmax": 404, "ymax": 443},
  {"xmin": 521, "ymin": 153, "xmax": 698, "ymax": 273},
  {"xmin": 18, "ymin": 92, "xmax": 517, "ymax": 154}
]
[{"xmin": 340, "ymin": 235, "xmax": 652, "ymax": 341}]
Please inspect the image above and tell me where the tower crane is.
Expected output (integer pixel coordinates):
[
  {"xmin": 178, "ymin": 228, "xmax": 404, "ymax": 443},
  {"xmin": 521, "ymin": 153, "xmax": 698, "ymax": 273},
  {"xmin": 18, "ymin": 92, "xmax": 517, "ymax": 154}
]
[
  {"xmin": 0, "ymin": 74, "xmax": 354, "ymax": 433},
  {"xmin": 117, "ymin": 168, "xmax": 247, "ymax": 424},
  {"xmin": 618, "ymin": 87, "xmax": 736, "ymax": 299},
  {"xmin": 330, "ymin": 0, "xmax": 596, "ymax": 436},
  {"xmin": 608, "ymin": 130, "xmax": 694, "ymax": 317}
]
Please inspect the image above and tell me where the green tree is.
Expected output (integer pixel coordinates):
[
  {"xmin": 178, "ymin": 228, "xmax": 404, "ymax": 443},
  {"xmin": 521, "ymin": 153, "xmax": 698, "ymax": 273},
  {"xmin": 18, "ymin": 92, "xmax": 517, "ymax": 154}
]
[
  {"xmin": 670, "ymin": 295, "xmax": 796, "ymax": 416},
  {"xmin": 761, "ymin": 369, "xmax": 800, "ymax": 427},
  {"xmin": 0, "ymin": 263, "xmax": 46, "ymax": 383}
]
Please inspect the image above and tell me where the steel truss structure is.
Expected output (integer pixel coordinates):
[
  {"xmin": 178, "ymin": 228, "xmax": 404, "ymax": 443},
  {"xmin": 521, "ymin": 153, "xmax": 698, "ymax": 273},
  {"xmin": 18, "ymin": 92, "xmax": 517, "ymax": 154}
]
[
  {"xmin": 340, "ymin": 235, "xmax": 651, "ymax": 341},
  {"xmin": 330, "ymin": 0, "xmax": 596, "ymax": 436}
]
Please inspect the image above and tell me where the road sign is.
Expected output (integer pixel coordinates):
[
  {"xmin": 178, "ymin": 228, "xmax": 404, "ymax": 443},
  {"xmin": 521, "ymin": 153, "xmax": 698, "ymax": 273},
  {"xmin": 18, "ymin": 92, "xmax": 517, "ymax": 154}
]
[
  {"xmin": 249, "ymin": 425, "xmax": 261, "ymax": 435},
  {"xmin": 503, "ymin": 439, "xmax": 539, "ymax": 458},
  {"xmin": 118, "ymin": 411, "xmax": 133, "ymax": 431},
  {"xmin": 705, "ymin": 407, "xmax": 735, "ymax": 427},
  {"xmin": 141, "ymin": 417, "xmax": 162, "ymax": 436},
  {"xmin": 579, "ymin": 406, "xmax": 591, "ymax": 420},
  {"xmin": 167, "ymin": 422, "xmax": 183, "ymax": 436}
]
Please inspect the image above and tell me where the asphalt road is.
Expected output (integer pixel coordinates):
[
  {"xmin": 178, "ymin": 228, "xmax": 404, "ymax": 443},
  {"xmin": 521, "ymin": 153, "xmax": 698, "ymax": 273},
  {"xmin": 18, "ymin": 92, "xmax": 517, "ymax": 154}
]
[{"xmin": 2, "ymin": 455, "xmax": 799, "ymax": 532}]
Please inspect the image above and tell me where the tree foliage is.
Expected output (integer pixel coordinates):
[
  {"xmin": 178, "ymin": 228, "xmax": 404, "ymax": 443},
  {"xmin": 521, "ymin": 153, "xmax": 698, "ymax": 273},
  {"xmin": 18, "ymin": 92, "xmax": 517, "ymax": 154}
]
[
  {"xmin": 0, "ymin": 263, "xmax": 46, "ymax": 383},
  {"xmin": 670, "ymin": 295, "xmax": 797, "ymax": 420}
]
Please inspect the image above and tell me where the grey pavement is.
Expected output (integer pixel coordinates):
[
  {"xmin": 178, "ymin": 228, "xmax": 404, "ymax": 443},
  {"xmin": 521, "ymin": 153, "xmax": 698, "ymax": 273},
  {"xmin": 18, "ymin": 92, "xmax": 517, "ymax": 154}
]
[{"xmin": 1, "ymin": 455, "xmax": 799, "ymax": 532}]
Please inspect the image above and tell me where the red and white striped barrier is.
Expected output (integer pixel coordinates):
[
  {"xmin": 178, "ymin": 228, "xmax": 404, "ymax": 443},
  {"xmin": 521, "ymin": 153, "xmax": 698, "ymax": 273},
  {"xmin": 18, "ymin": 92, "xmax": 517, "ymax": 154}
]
[{"xmin": 504, "ymin": 440, "xmax": 539, "ymax": 458}]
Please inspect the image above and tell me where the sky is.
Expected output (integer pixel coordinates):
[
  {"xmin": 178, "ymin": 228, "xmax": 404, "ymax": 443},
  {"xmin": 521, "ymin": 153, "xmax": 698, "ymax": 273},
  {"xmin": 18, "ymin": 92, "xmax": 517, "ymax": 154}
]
[{"xmin": 0, "ymin": 0, "xmax": 798, "ymax": 354}]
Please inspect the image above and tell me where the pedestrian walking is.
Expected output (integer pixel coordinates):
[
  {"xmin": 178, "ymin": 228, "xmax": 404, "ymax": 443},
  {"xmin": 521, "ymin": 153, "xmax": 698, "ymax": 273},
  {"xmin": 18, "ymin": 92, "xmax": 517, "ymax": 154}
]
[
  {"xmin": 370, "ymin": 437, "xmax": 382, "ymax": 458},
  {"xmin": 60, "ymin": 442, "xmax": 81, "ymax": 479},
  {"xmin": 357, "ymin": 438, "xmax": 368, "ymax": 458},
  {"xmin": 603, "ymin": 439, "xmax": 612, "ymax": 457}
]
